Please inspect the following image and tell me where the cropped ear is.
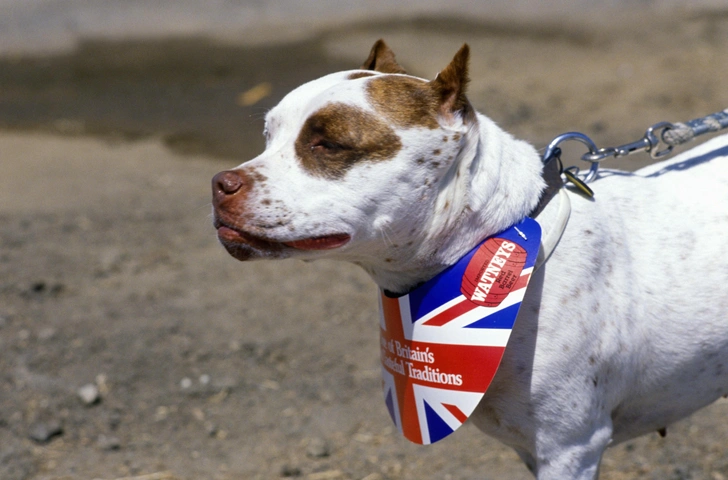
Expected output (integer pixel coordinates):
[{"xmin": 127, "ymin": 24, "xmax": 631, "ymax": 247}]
[
  {"xmin": 360, "ymin": 39, "xmax": 407, "ymax": 74},
  {"xmin": 429, "ymin": 44, "xmax": 474, "ymax": 122}
]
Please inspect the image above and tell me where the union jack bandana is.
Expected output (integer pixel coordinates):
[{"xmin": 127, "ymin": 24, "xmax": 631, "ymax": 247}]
[{"xmin": 379, "ymin": 217, "xmax": 541, "ymax": 444}]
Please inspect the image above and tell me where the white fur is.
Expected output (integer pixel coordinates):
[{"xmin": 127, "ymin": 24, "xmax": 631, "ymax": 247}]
[{"xmin": 214, "ymin": 67, "xmax": 728, "ymax": 479}]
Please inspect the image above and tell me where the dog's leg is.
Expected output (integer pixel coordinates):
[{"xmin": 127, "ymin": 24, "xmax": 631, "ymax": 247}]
[
  {"xmin": 472, "ymin": 266, "xmax": 612, "ymax": 479},
  {"xmin": 531, "ymin": 416, "xmax": 612, "ymax": 480}
]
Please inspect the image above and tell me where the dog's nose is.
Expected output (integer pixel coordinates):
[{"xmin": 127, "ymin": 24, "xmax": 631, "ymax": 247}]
[{"xmin": 212, "ymin": 170, "xmax": 244, "ymax": 196}]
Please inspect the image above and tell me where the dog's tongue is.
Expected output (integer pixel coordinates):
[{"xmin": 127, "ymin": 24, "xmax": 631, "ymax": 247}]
[{"xmin": 283, "ymin": 234, "xmax": 350, "ymax": 250}]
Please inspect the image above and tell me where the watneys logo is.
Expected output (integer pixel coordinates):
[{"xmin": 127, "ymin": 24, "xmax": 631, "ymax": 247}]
[{"xmin": 461, "ymin": 238, "xmax": 527, "ymax": 307}]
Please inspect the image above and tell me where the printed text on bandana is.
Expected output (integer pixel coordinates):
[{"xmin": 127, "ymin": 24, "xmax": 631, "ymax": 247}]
[
  {"xmin": 461, "ymin": 237, "xmax": 527, "ymax": 307},
  {"xmin": 381, "ymin": 338, "xmax": 463, "ymax": 386},
  {"xmin": 470, "ymin": 240, "xmax": 516, "ymax": 302}
]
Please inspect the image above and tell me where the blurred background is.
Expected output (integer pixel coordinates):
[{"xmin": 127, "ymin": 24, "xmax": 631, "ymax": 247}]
[{"xmin": 1, "ymin": 1, "xmax": 728, "ymax": 479}]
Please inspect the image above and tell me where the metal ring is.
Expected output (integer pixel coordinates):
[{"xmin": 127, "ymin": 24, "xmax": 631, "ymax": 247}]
[
  {"xmin": 542, "ymin": 132, "xmax": 599, "ymax": 165},
  {"xmin": 542, "ymin": 132, "xmax": 600, "ymax": 184}
]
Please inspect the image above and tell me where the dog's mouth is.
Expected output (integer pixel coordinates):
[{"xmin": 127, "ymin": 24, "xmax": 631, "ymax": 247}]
[
  {"xmin": 216, "ymin": 222, "xmax": 351, "ymax": 259},
  {"xmin": 282, "ymin": 235, "xmax": 351, "ymax": 250}
]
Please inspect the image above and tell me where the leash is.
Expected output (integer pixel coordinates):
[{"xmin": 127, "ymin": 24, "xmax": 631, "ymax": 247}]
[
  {"xmin": 541, "ymin": 108, "xmax": 728, "ymax": 194},
  {"xmin": 529, "ymin": 108, "xmax": 728, "ymax": 270}
]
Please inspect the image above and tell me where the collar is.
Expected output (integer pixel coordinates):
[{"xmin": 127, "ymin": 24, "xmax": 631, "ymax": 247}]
[
  {"xmin": 530, "ymin": 156, "xmax": 571, "ymax": 270},
  {"xmin": 529, "ymin": 155, "xmax": 564, "ymax": 218}
]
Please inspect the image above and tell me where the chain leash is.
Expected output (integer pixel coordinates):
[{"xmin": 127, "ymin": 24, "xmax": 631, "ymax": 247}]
[{"xmin": 542, "ymin": 108, "xmax": 728, "ymax": 196}]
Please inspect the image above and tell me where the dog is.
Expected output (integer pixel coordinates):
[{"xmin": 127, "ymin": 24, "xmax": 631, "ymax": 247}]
[{"xmin": 212, "ymin": 40, "xmax": 728, "ymax": 479}]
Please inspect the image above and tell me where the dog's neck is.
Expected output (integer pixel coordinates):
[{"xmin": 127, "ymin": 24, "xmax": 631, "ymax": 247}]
[{"xmin": 362, "ymin": 113, "xmax": 545, "ymax": 294}]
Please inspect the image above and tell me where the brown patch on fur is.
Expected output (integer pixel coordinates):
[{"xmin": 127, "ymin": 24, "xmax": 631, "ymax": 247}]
[
  {"xmin": 366, "ymin": 76, "xmax": 440, "ymax": 129},
  {"xmin": 433, "ymin": 149, "xmax": 441, "ymax": 156},
  {"xmin": 348, "ymin": 71, "xmax": 377, "ymax": 80},
  {"xmin": 295, "ymin": 102, "xmax": 402, "ymax": 179},
  {"xmin": 361, "ymin": 39, "xmax": 407, "ymax": 74},
  {"xmin": 363, "ymin": 43, "xmax": 476, "ymax": 131}
]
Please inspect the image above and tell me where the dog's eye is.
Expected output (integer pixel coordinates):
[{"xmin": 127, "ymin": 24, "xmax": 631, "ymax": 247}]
[{"xmin": 311, "ymin": 139, "xmax": 343, "ymax": 152}]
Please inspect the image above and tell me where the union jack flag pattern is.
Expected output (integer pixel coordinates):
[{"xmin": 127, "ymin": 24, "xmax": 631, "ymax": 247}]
[{"xmin": 379, "ymin": 217, "xmax": 541, "ymax": 444}]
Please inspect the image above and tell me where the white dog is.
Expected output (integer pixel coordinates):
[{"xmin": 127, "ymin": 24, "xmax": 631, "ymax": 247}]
[{"xmin": 212, "ymin": 40, "xmax": 728, "ymax": 479}]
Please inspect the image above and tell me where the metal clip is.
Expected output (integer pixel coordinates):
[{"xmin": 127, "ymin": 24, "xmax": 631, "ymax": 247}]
[
  {"xmin": 581, "ymin": 121, "xmax": 676, "ymax": 164},
  {"xmin": 645, "ymin": 121, "xmax": 675, "ymax": 158}
]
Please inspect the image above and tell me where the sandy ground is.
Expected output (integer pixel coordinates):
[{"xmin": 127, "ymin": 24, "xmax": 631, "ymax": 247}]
[{"xmin": 2, "ymin": 13, "xmax": 728, "ymax": 480}]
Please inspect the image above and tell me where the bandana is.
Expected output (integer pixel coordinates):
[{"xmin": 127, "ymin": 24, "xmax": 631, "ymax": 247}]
[{"xmin": 379, "ymin": 217, "xmax": 541, "ymax": 444}]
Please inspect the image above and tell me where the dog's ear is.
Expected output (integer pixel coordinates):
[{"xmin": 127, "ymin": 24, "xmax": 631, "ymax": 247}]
[
  {"xmin": 361, "ymin": 39, "xmax": 407, "ymax": 74},
  {"xmin": 430, "ymin": 44, "xmax": 474, "ymax": 122}
]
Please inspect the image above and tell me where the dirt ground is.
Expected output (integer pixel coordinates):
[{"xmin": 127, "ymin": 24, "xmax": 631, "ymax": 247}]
[{"xmin": 2, "ymin": 12, "xmax": 728, "ymax": 480}]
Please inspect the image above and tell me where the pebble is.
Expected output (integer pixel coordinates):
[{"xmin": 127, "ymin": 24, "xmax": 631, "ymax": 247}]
[
  {"xmin": 77, "ymin": 383, "xmax": 101, "ymax": 405},
  {"xmin": 279, "ymin": 464, "xmax": 302, "ymax": 477},
  {"xmin": 306, "ymin": 437, "xmax": 330, "ymax": 458},
  {"xmin": 204, "ymin": 421, "xmax": 218, "ymax": 437},
  {"xmin": 38, "ymin": 327, "xmax": 57, "ymax": 341},
  {"xmin": 28, "ymin": 421, "xmax": 63, "ymax": 443},
  {"xmin": 97, "ymin": 434, "xmax": 121, "ymax": 451},
  {"xmin": 154, "ymin": 406, "xmax": 169, "ymax": 422},
  {"xmin": 96, "ymin": 374, "xmax": 110, "ymax": 395},
  {"xmin": 180, "ymin": 377, "xmax": 192, "ymax": 389}
]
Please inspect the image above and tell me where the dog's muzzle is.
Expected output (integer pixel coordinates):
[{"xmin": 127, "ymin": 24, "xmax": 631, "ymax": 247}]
[{"xmin": 212, "ymin": 169, "xmax": 351, "ymax": 258}]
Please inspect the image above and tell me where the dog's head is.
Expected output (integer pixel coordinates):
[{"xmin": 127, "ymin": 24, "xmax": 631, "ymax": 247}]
[{"xmin": 212, "ymin": 40, "xmax": 537, "ymax": 291}]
